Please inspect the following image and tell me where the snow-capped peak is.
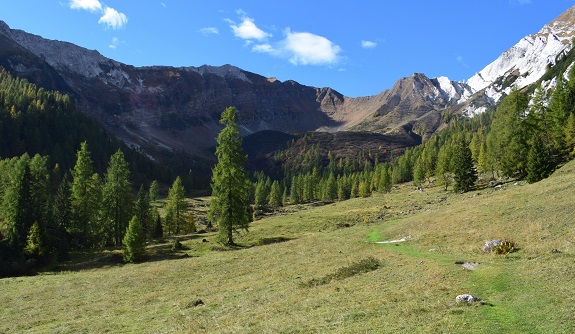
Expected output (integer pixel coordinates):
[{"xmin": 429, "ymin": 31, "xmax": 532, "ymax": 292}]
[{"xmin": 467, "ymin": 6, "xmax": 575, "ymax": 102}]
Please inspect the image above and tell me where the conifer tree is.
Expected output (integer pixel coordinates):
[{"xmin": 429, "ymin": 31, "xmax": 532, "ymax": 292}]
[
  {"xmin": 290, "ymin": 175, "xmax": 302, "ymax": 204},
  {"xmin": 148, "ymin": 180, "xmax": 159, "ymax": 202},
  {"xmin": 489, "ymin": 87, "xmax": 529, "ymax": 178},
  {"xmin": 452, "ymin": 137, "xmax": 477, "ymax": 193},
  {"xmin": 268, "ymin": 180, "xmax": 283, "ymax": 208},
  {"xmin": 135, "ymin": 185, "xmax": 151, "ymax": 240},
  {"xmin": 208, "ymin": 107, "xmax": 251, "ymax": 246},
  {"xmin": 547, "ymin": 75, "xmax": 569, "ymax": 152},
  {"xmin": 24, "ymin": 221, "xmax": 44, "ymax": 258},
  {"xmin": 324, "ymin": 172, "xmax": 338, "ymax": 201},
  {"xmin": 123, "ymin": 216, "xmax": 146, "ymax": 263},
  {"xmin": 378, "ymin": 164, "xmax": 392, "ymax": 193},
  {"xmin": 565, "ymin": 112, "xmax": 575, "ymax": 153},
  {"xmin": 435, "ymin": 143, "xmax": 453, "ymax": 190},
  {"xmin": 151, "ymin": 208, "xmax": 163, "ymax": 239},
  {"xmin": 165, "ymin": 176, "xmax": 187, "ymax": 235},
  {"xmin": 101, "ymin": 149, "xmax": 133, "ymax": 245},
  {"xmin": 70, "ymin": 142, "xmax": 100, "ymax": 248},
  {"xmin": 526, "ymin": 135, "xmax": 552, "ymax": 183},
  {"xmin": 3, "ymin": 155, "xmax": 33, "ymax": 254},
  {"xmin": 50, "ymin": 173, "xmax": 72, "ymax": 259}
]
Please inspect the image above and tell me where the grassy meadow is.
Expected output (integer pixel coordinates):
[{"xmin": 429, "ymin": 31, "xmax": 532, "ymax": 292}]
[{"xmin": 2, "ymin": 160, "xmax": 575, "ymax": 333}]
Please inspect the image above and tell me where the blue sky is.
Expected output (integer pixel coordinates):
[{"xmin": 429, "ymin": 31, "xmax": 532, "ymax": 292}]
[{"xmin": 0, "ymin": 1, "xmax": 573, "ymax": 97}]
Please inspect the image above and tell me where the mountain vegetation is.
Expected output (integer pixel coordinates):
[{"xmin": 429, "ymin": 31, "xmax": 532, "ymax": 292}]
[{"xmin": 2, "ymin": 6, "xmax": 575, "ymax": 331}]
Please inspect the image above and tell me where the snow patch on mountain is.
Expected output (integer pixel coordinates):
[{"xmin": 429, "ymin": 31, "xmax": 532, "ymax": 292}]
[
  {"xmin": 467, "ymin": 22, "xmax": 575, "ymax": 102},
  {"xmin": 431, "ymin": 76, "xmax": 474, "ymax": 105}
]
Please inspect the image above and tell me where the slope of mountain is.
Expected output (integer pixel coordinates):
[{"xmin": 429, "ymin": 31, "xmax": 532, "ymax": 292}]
[
  {"xmin": 1, "ymin": 4, "xmax": 575, "ymax": 164},
  {"xmin": 467, "ymin": 5, "xmax": 575, "ymax": 110}
]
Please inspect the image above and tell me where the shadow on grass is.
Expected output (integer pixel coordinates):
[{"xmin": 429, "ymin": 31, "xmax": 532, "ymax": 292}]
[{"xmin": 49, "ymin": 234, "xmax": 209, "ymax": 273}]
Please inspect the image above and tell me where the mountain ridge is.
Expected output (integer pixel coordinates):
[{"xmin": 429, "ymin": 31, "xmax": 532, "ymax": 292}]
[{"xmin": 1, "ymin": 5, "xmax": 575, "ymax": 162}]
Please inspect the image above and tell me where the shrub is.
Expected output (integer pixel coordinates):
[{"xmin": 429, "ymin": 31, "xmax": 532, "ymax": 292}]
[{"xmin": 493, "ymin": 239, "xmax": 518, "ymax": 255}]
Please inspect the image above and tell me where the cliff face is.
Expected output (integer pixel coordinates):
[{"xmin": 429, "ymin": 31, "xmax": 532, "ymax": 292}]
[{"xmin": 2, "ymin": 5, "xmax": 575, "ymax": 161}]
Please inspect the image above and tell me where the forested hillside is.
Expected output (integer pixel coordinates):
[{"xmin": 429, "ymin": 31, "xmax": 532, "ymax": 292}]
[{"xmin": 0, "ymin": 69, "xmax": 197, "ymax": 276}]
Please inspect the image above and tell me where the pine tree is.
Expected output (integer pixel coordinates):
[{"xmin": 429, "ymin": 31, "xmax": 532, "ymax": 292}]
[
  {"xmin": 101, "ymin": 149, "xmax": 133, "ymax": 245},
  {"xmin": 452, "ymin": 137, "xmax": 477, "ymax": 193},
  {"xmin": 165, "ymin": 176, "xmax": 187, "ymax": 235},
  {"xmin": 526, "ymin": 135, "xmax": 552, "ymax": 183},
  {"xmin": 208, "ymin": 107, "xmax": 251, "ymax": 246},
  {"xmin": 123, "ymin": 216, "xmax": 146, "ymax": 263}
]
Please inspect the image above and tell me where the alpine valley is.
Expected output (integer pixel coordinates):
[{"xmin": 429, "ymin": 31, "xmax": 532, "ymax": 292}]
[{"xmin": 1, "ymin": 6, "xmax": 575, "ymax": 168}]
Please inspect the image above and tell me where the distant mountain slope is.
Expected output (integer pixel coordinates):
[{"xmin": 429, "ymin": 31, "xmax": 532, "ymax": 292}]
[{"xmin": 0, "ymin": 4, "xmax": 574, "ymax": 163}]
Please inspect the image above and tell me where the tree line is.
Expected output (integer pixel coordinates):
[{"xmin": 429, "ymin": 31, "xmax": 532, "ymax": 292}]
[{"xmin": 0, "ymin": 142, "xmax": 194, "ymax": 276}]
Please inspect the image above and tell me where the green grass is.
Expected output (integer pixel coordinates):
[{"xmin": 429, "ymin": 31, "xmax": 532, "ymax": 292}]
[{"xmin": 2, "ymin": 160, "xmax": 575, "ymax": 332}]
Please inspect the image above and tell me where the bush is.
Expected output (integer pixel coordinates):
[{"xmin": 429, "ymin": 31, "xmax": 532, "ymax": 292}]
[{"xmin": 493, "ymin": 239, "xmax": 518, "ymax": 255}]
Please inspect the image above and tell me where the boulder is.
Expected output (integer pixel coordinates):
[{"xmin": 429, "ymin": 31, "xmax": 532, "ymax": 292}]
[
  {"xmin": 483, "ymin": 240, "xmax": 503, "ymax": 252},
  {"xmin": 456, "ymin": 294, "xmax": 482, "ymax": 303}
]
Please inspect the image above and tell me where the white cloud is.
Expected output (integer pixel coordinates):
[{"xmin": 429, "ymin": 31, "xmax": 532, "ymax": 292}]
[
  {"xmin": 200, "ymin": 27, "xmax": 219, "ymax": 36},
  {"xmin": 98, "ymin": 7, "xmax": 128, "ymax": 30},
  {"xmin": 282, "ymin": 29, "xmax": 341, "ymax": 65},
  {"xmin": 160, "ymin": 2, "xmax": 166, "ymax": 8},
  {"xmin": 69, "ymin": 0, "xmax": 102, "ymax": 12},
  {"xmin": 361, "ymin": 40, "xmax": 377, "ymax": 49},
  {"xmin": 252, "ymin": 43, "xmax": 277, "ymax": 54},
  {"xmin": 228, "ymin": 17, "xmax": 271, "ymax": 41},
  {"xmin": 249, "ymin": 30, "xmax": 341, "ymax": 66},
  {"xmin": 108, "ymin": 37, "xmax": 120, "ymax": 49}
]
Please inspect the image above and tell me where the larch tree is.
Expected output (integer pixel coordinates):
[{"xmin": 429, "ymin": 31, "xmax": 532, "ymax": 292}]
[
  {"xmin": 101, "ymin": 149, "xmax": 133, "ymax": 246},
  {"xmin": 70, "ymin": 142, "xmax": 101, "ymax": 248},
  {"xmin": 208, "ymin": 107, "xmax": 251, "ymax": 246},
  {"xmin": 165, "ymin": 176, "xmax": 187, "ymax": 235},
  {"xmin": 123, "ymin": 215, "xmax": 146, "ymax": 263}
]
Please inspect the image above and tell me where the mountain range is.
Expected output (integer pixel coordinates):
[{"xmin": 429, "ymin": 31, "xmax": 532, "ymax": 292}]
[{"xmin": 1, "ymin": 5, "xmax": 574, "ymax": 164}]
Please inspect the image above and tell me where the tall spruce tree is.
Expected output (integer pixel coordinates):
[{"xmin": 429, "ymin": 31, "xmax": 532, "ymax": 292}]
[
  {"xmin": 208, "ymin": 107, "xmax": 251, "ymax": 246},
  {"xmin": 452, "ymin": 137, "xmax": 477, "ymax": 193},
  {"xmin": 526, "ymin": 135, "xmax": 552, "ymax": 183}
]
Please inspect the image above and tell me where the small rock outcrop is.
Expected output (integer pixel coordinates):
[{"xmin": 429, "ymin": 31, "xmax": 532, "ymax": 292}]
[
  {"xmin": 483, "ymin": 240, "xmax": 503, "ymax": 252},
  {"xmin": 456, "ymin": 294, "xmax": 482, "ymax": 304}
]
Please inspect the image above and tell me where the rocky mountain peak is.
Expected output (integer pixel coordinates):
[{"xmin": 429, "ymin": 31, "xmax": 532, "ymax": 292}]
[{"xmin": 467, "ymin": 5, "xmax": 575, "ymax": 103}]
